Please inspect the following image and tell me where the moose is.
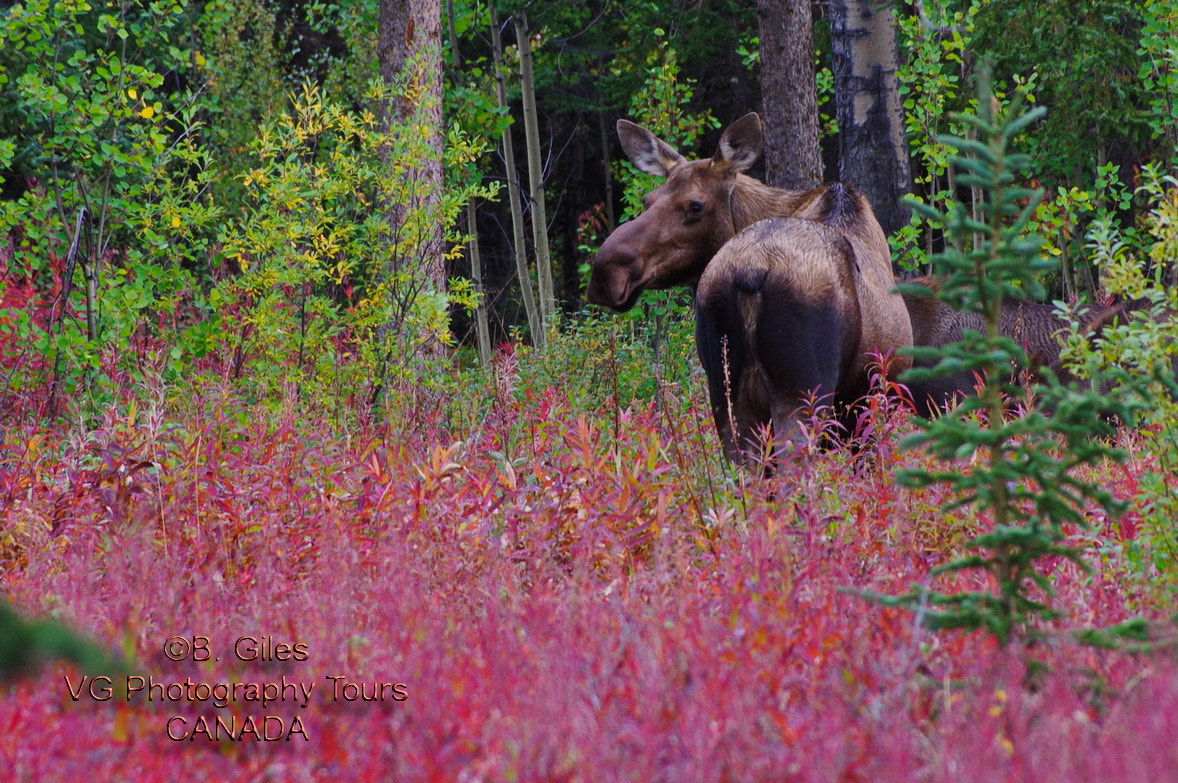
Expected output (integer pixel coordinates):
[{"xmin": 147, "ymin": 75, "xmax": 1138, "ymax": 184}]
[
  {"xmin": 587, "ymin": 113, "xmax": 1147, "ymax": 463},
  {"xmin": 587, "ymin": 113, "xmax": 913, "ymax": 462},
  {"xmin": 902, "ymin": 284, "xmax": 1169, "ymax": 412},
  {"xmin": 901, "ymin": 280, "xmax": 1078, "ymax": 411}
]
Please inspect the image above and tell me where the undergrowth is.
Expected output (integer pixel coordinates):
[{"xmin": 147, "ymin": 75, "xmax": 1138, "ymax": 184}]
[{"xmin": 0, "ymin": 352, "xmax": 1173, "ymax": 779}]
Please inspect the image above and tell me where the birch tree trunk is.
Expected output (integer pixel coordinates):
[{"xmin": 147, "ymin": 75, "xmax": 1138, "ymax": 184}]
[
  {"xmin": 376, "ymin": 0, "xmax": 445, "ymax": 289},
  {"xmin": 466, "ymin": 202, "xmax": 493, "ymax": 364},
  {"xmin": 514, "ymin": 10, "xmax": 556, "ymax": 334},
  {"xmin": 829, "ymin": 0, "xmax": 913, "ymax": 238},
  {"xmin": 757, "ymin": 0, "xmax": 824, "ymax": 189},
  {"xmin": 490, "ymin": 6, "xmax": 543, "ymax": 345}
]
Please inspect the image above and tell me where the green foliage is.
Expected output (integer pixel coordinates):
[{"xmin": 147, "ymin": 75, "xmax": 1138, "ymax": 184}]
[
  {"xmin": 0, "ymin": 1, "xmax": 207, "ymax": 234},
  {"xmin": 883, "ymin": 70, "xmax": 1147, "ymax": 646},
  {"xmin": 0, "ymin": 0, "xmax": 219, "ymax": 416},
  {"xmin": 1137, "ymin": 0, "xmax": 1178, "ymax": 171},
  {"xmin": 893, "ymin": 0, "xmax": 1037, "ymax": 273},
  {"xmin": 1025, "ymin": 164, "xmax": 1134, "ymax": 298},
  {"xmin": 443, "ymin": 3, "xmax": 510, "ymax": 150},
  {"xmin": 0, "ymin": 2, "xmax": 501, "ymax": 418},
  {"xmin": 893, "ymin": 0, "xmax": 1176, "ymax": 285},
  {"xmin": 614, "ymin": 32, "xmax": 718, "ymax": 220},
  {"xmin": 895, "ymin": 0, "xmax": 979, "ymax": 190},
  {"xmin": 973, "ymin": 0, "xmax": 1160, "ymax": 183},
  {"xmin": 518, "ymin": 310, "xmax": 700, "ymax": 414},
  {"xmin": 195, "ymin": 0, "xmax": 287, "ymax": 210},
  {"xmin": 0, "ymin": 601, "xmax": 116, "ymax": 681},
  {"xmin": 211, "ymin": 60, "xmax": 496, "ymax": 405},
  {"xmin": 1060, "ymin": 168, "xmax": 1178, "ymax": 600},
  {"xmin": 294, "ymin": 0, "xmax": 379, "ymax": 91},
  {"xmin": 584, "ymin": 0, "xmax": 756, "ymax": 120},
  {"xmin": 0, "ymin": 138, "xmax": 14, "ymax": 178}
]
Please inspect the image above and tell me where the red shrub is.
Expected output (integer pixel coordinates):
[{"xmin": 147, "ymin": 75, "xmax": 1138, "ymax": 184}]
[{"xmin": 0, "ymin": 381, "xmax": 1173, "ymax": 781}]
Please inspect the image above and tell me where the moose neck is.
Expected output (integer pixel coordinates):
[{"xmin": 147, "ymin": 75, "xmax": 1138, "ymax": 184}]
[{"xmin": 727, "ymin": 175, "xmax": 816, "ymax": 237}]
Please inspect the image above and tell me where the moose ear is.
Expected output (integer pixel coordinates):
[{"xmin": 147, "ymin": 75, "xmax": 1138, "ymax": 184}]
[
  {"xmin": 713, "ymin": 112, "xmax": 763, "ymax": 173},
  {"xmin": 617, "ymin": 119, "xmax": 687, "ymax": 177}
]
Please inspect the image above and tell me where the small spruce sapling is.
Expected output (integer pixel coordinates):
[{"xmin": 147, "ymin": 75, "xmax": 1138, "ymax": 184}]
[
  {"xmin": 0, "ymin": 602, "xmax": 118, "ymax": 682},
  {"xmin": 875, "ymin": 67, "xmax": 1149, "ymax": 647}
]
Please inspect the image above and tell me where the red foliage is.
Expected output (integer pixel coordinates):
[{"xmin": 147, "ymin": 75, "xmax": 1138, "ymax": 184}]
[{"xmin": 0, "ymin": 380, "xmax": 1174, "ymax": 781}]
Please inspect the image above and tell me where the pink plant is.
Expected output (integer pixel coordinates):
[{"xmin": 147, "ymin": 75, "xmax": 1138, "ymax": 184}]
[{"xmin": 0, "ymin": 374, "xmax": 1174, "ymax": 781}]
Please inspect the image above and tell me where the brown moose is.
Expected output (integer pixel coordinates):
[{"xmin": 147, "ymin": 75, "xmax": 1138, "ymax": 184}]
[
  {"xmin": 588, "ymin": 115, "xmax": 1163, "ymax": 463},
  {"xmin": 902, "ymin": 282, "xmax": 1162, "ymax": 412},
  {"xmin": 587, "ymin": 113, "xmax": 913, "ymax": 462},
  {"xmin": 901, "ymin": 279, "xmax": 1080, "ymax": 411}
]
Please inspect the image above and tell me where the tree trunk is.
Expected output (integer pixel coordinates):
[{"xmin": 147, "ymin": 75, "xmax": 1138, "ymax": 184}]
[
  {"xmin": 490, "ymin": 6, "xmax": 543, "ymax": 345},
  {"xmin": 599, "ymin": 110, "xmax": 616, "ymax": 231},
  {"xmin": 757, "ymin": 0, "xmax": 824, "ymax": 189},
  {"xmin": 376, "ymin": 0, "xmax": 445, "ymax": 289},
  {"xmin": 466, "ymin": 201, "xmax": 494, "ymax": 364},
  {"xmin": 514, "ymin": 10, "xmax": 556, "ymax": 334},
  {"xmin": 829, "ymin": 0, "xmax": 913, "ymax": 238}
]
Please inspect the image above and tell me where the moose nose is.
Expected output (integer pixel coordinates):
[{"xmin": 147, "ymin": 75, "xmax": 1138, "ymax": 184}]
[
  {"xmin": 586, "ymin": 245, "xmax": 638, "ymax": 309},
  {"xmin": 585, "ymin": 278, "xmax": 607, "ymax": 307},
  {"xmin": 584, "ymin": 259, "xmax": 614, "ymax": 307}
]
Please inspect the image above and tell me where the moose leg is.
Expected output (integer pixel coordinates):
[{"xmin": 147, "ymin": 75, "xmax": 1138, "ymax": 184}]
[
  {"xmin": 695, "ymin": 304, "xmax": 767, "ymax": 466},
  {"xmin": 755, "ymin": 297, "xmax": 845, "ymax": 462},
  {"xmin": 697, "ymin": 283, "xmax": 847, "ymax": 469}
]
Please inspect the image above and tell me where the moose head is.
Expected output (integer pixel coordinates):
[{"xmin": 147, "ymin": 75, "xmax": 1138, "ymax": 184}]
[{"xmin": 585, "ymin": 113, "xmax": 780, "ymax": 311}]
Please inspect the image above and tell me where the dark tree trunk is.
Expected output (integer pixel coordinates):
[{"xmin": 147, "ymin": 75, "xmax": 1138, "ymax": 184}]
[
  {"xmin": 757, "ymin": 0, "xmax": 824, "ymax": 189},
  {"xmin": 829, "ymin": 0, "xmax": 913, "ymax": 239}
]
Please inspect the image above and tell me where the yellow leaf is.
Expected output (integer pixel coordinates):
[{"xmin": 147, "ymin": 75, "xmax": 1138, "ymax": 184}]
[
  {"xmin": 171, "ymin": 214, "xmax": 181, "ymax": 229},
  {"xmin": 140, "ymin": 105, "xmax": 155, "ymax": 119},
  {"xmin": 128, "ymin": 88, "xmax": 137, "ymax": 99},
  {"xmin": 195, "ymin": 50, "xmax": 206, "ymax": 67},
  {"xmin": 112, "ymin": 704, "xmax": 129, "ymax": 743}
]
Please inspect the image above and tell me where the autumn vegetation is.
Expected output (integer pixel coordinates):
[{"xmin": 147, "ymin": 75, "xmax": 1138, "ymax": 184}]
[{"xmin": 1, "ymin": 0, "xmax": 1178, "ymax": 779}]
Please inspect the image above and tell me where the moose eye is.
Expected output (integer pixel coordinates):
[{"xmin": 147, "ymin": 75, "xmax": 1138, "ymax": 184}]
[{"xmin": 685, "ymin": 201, "xmax": 705, "ymax": 218}]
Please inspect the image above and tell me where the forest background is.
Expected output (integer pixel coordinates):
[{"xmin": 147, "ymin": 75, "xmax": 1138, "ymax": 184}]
[
  {"xmin": 2, "ymin": 0, "xmax": 1178, "ymax": 778},
  {"xmin": 1, "ymin": 0, "xmax": 1174, "ymax": 413}
]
